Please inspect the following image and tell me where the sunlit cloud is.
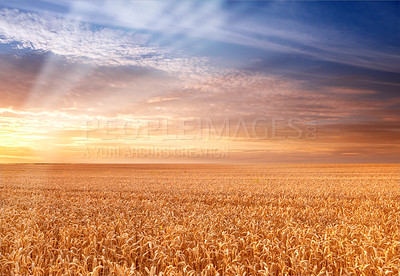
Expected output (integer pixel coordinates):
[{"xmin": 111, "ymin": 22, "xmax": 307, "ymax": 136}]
[
  {"xmin": 61, "ymin": 1, "xmax": 400, "ymax": 73},
  {"xmin": 0, "ymin": 8, "xmax": 212, "ymax": 77},
  {"xmin": 0, "ymin": 1, "xmax": 399, "ymax": 163}
]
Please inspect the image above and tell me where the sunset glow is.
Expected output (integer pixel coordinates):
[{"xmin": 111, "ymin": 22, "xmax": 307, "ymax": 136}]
[{"xmin": 0, "ymin": 1, "xmax": 399, "ymax": 163}]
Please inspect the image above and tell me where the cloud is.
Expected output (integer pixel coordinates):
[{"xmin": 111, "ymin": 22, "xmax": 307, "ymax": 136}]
[
  {"xmin": 0, "ymin": 8, "xmax": 210, "ymax": 76},
  {"xmin": 1, "ymin": 66, "xmax": 399, "ymax": 163},
  {"xmin": 56, "ymin": 1, "xmax": 400, "ymax": 73},
  {"xmin": 147, "ymin": 97, "xmax": 180, "ymax": 104},
  {"xmin": 0, "ymin": 2, "xmax": 399, "ymax": 163}
]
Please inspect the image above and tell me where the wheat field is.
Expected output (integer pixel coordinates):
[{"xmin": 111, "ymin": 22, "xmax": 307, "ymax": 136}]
[{"xmin": 0, "ymin": 164, "xmax": 399, "ymax": 275}]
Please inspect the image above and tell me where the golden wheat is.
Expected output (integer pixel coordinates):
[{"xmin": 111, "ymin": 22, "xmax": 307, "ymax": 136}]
[{"xmin": 0, "ymin": 164, "xmax": 399, "ymax": 275}]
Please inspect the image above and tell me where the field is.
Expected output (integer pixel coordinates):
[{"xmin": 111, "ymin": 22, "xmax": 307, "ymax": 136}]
[{"xmin": 0, "ymin": 164, "xmax": 399, "ymax": 275}]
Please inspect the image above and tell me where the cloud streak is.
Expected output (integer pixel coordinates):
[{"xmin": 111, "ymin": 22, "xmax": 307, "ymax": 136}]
[
  {"xmin": 0, "ymin": 1, "xmax": 399, "ymax": 163},
  {"xmin": 59, "ymin": 1, "xmax": 400, "ymax": 73},
  {"xmin": 0, "ymin": 8, "xmax": 211, "ymax": 76}
]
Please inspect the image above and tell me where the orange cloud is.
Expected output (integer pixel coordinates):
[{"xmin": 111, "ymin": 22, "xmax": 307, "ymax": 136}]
[{"xmin": 0, "ymin": 58, "xmax": 399, "ymax": 163}]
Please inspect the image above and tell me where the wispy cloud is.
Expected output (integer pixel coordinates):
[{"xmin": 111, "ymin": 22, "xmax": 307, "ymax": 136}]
[
  {"xmin": 56, "ymin": 1, "xmax": 400, "ymax": 73},
  {"xmin": 2, "ymin": 2, "xmax": 399, "ymax": 75},
  {"xmin": 0, "ymin": 1, "xmax": 399, "ymax": 163},
  {"xmin": 0, "ymin": 8, "xmax": 211, "ymax": 76}
]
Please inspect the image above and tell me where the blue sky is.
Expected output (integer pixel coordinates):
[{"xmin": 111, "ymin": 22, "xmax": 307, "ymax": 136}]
[
  {"xmin": 1, "ymin": 1, "xmax": 399, "ymax": 73},
  {"xmin": 0, "ymin": 1, "xmax": 399, "ymax": 162},
  {"xmin": 1, "ymin": 1, "xmax": 399, "ymax": 94}
]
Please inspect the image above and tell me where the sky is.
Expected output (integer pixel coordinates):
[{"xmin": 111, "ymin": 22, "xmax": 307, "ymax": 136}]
[{"xmin": 0, "ymin": 0, "xmax": 399, "ymax": 163}]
